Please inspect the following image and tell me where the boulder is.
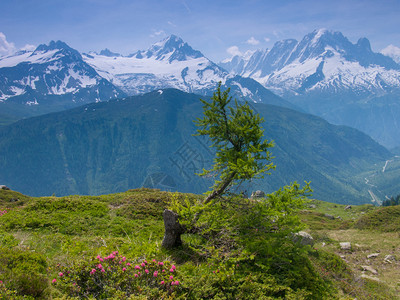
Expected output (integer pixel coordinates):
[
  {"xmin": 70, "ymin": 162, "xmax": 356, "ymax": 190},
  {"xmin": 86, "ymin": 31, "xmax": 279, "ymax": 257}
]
[
  {"xmin": 384, "ymin": 255, "xmax": 396, "ymax": 262},
  {"xmin": 367, "ymin": 253, "xmax": 380, "ymax": 259},
  {"xmin": 0, "ymin": 185, "xmax": 10, "ymax": 190},
  {"xmin": 361, "ymin": 265, "xmax": 378, "ymax": 275},
  {"xmin": 292, "ymin": 231, "xmax": 314, "ymax": 246},
  {"xmin": 340, "ymin": 242, "xmax": 352, "ymax": 250},
  {"xmin": 324, "ymin": 213, "xmax": 335, "ymax": 220},
  {"xmin": 345, "ymin": 205, "xmax": 352, "ymax": 210}
]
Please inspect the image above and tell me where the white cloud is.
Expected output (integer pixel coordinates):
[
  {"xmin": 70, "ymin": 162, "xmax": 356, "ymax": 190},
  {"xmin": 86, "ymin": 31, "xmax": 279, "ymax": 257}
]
[
  {"xmin": 167, "ymin": 21, "xmax": 177, "ymax": 27},
  {"xmin": 21, "ymin": 44, "xmax": 36, "ymax": 52},
  {"xmin": 150, "ymin": 30, "xmax": 165, "ymax": 38},
  {"xmin": 264, "ymin": 37, "xmax": 271, "ymax": 42},
  {"xmin": 0, "ymin": 32, "xmax": 16, "ymax": 57},
  {"xmin": 246, "ymin": 36, "xmax": 260, "ymax": 45},
  {"xmin": 226, "ymin": 46, "xmax": 242, "ymax": 57}
]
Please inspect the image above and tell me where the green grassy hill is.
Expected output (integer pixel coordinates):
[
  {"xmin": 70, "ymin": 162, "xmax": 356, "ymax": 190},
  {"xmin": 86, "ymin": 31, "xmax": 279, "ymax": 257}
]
[{"xmin": 0, "ymin": 187, "xmax": 399, "ymax": 299}]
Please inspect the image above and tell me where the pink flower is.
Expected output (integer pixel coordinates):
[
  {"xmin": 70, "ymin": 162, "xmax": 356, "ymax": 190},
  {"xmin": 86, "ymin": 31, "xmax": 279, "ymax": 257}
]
[
  {"xmin": 153, "ymin": 271, "xmax": 158, "ymax": 277},
  {"xmin": 174, "ymin": 280, "xmax": 180, "ymax": 285},
  {"xmin": 52, "ymin": 279, "xmax": 57, "ymax": 283},
  {"xmin": 122, "ymin": 267, "xmax": 126, "ymax": 271},
  {"xmin": 97, "ymin": 264, "xmax": 103, "ymax": 269},
  {"xmin": 122, "ymin": 257, "xmax": 126, "ymax": 262},
  {"xmin": 90, "ymin": 269, "xmax": 96, "ymax": 275},
  {"xmin": 126, "ymin": 262, "xmax": 131, "ymax": 266},
  {"xmin": 169, "ymin": 275, "xmax": 174, "ymax": 280},
  {"xmin": 141, "ymin": 262, "xmax": 146, "ymax": 267},
  {"xmin": 145, "ymin": 269, "xmax": 149, "ymax": 274},
  {"xmin": 96, "ymin": 255, "xmax": 101, "ymax": 259},
  {"xmin": 58, "ymin": 272, "xmax": 63, "ymax": 277},
  {"xmin": 144, "ymin": 260, "xmax": 148, "ymax": 264},
  {"xmin": 171, "ymin": 281, "xmax": 175, "ymax": 286},
  {"xmin": 101, "ymin": 269, "xmax": 105, "ymax": 273},
  {"xmin": 135, "ymin": 265, "xmax": 140, "ymax": 270},
  {"xmin": 171, "ymin": 265, "xmax": 176, "ymax": 270},
  {"xmin": 99, "ymin": 258, "xmax": 104, "ymax": 262},
  {"xmin": 169, "ymin": 268, "xmax": 174, "ymax": 272},
  {"xmin": 152, "ymin": 259, "xmax": 156, "ymax": 262},
  {"xmin": 158, "ymin": 262, "xmax": 164, "ymax": 266},
  {"xmin": 162, "ymin": 269, "xmax": 166, "ymax": 272},
  {"xmin": 134, "ymin": 274, "xmax": 139, "ymax": 278},
  {"xmin": 160, "ymin": 280, "xmax": 165, "ymax": 284}
]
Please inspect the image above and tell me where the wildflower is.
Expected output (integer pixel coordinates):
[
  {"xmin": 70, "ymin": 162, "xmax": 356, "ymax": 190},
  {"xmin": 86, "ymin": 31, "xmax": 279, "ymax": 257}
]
[
  {"xmin": 90, "ymin": 269, "xmax": 96, "ymax": 275},
  {"xmin": 158, "ymin": 262, "xmax": 164, "ymax": 266},
  {"xmin": 122, "ymin": 256, "xmax": 126, "ymax": 262},
  {"xmin": 52, "ymin": 279, "xmax": 57, "ymax": 283},
  {"xmin": 169, "ymin": 268, "xmax": 174, "ymax": 272},
  {"xmin": 135, "ymin": 265, "xmax": 141, "ymax": 270},
  {"xmin": 174, "ymin": 280, "xmax": 180, "ymax": 285},
  {"xmin": 160, "ymin": 280, "xmax": 165, "ymax": 284},
  {"xmin": 169, "ymin": 275, "xmax": 174, "ymax": 280},
  {"xmin": 153, "ymin": 271, "xmax": 158, "ymax": 277},
  {"xmin": 101, "ymin": 269, "xmax": 105, "ymax": 273},
  {"xmin": 152, "ymin": 259, "xmax": 156, "ymax": 262},
  {"xmin": 171, "ymin": 264, "xmax": 176, "ymax": 270},
  {"xmin": 96, "ymin": 255, "xmax": 101, "ymax": 259},
  {"xmin": 134, "ymin": 274, "xmax": 139, "ymax": 278},
  {"xmin": 58, "ymin": 272, "xmax": 63, "ymax": 277},
  {"xmin": 122, "ymin": 267, "xmax": 126, "ymax": 271},
  {"xmin": 97, "ymin": 264, "xmax": 103, "ymax": 269},
  {"xmin": 162, "ymin": 269, "xmax": 166, "ymax": 272},
  {"xmin": 99, "ymin": 258, "xmax": 104, "ymax": 262},
  {"xmin": 141, "ymin": 262, "xmax": 146, "ymax": 267},
  {"xmin": 126, "ymin": 262, "xmax": 131, "ymax": 266}
]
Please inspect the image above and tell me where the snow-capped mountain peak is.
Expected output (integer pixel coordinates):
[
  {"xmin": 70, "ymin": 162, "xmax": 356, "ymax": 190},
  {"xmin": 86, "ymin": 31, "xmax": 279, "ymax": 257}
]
[{"xmin": 133, "ymin": 34, "xmax": 204, "ymax": 62}]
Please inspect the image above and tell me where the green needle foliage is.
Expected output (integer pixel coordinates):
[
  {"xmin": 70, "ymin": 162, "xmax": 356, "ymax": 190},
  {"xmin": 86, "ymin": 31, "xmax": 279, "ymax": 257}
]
[{"xmin": 195, "ymin": 82, "xmax": 275, "ymax": 203}]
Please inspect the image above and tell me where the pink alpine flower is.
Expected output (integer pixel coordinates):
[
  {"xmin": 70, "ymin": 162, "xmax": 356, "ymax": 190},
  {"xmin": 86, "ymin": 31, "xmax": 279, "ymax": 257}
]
[
  {"xmin": 158, "ymin": 262, "xmax": 164, "ymax": 266},
  {"xmin": 169, "ymin": 275, "xmax": 174, "ymax": 280},
  {"xmin": 153, "ymin": 271, "xmax": 158, "ymax": 277},
  {"xmin": 145, "ymin": 269, "xmax": 149, "ymax": 274},
  {"xmin": 90, "ymin": 269, "xmax": 96, "ymax": 275},
  {"xmin": 134, "ymin": 265, "xmax": 141, "ymax": 270},
  {"xmin": 169, "ymin": 268, "xmax": 174, "ymax": 272},
  {"xmin": 141, "ymin": 262, "xmax": 146, "ymax": 267},
  {"xmin": 97, "ymin": 264, "xmax": 103, "ymax": 269},
  {"xmin": 126, "ymin": 262, "xmax": 131, "ymax": 266},
  {"xmin": 58, "ymin": 272, "xmax": 63, "ymax": 277},
  {"xmin": 122, "ymin": 267, "xmax": 126, "ymax": 271},
  {"xmin": 174, "ymin": 280, "xmax": 180, "ymax": 285},
  {"xmin": 160, "ymin": 280, "xmax": 165, "ymax": 284},
  {"xmin": 52, "ymin": 279, "xmax": 57, "ymax": 283},
  {"xmin": 134, "ymin": 274, "xmax": 139, "ymax": 278}
]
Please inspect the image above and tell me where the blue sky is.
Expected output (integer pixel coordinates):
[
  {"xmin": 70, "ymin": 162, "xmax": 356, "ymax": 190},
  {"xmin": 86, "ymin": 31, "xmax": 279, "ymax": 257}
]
[{"xmin": 1, "ymin": 0, "xmax": 400, "ymax": 61}]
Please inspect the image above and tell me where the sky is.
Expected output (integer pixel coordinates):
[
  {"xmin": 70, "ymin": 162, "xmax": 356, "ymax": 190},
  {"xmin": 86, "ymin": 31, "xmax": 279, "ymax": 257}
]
[{"xmin": 1, "ymin": 0, "xmax": 400, "ymax": 62}]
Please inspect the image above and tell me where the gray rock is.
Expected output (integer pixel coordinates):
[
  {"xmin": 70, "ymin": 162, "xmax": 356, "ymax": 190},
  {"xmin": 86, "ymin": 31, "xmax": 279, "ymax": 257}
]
[
  {"xmin": 367, "ymin": 253, "xmax": 380, "ymax": 259},
  {"xmin": 340, "ymin": 242, "xmax": 352, "ymax": 250},
  {"xmin": 250, "ymin": 190, "xmax": 265, "ymax": 199},
  {"xmin": 361, "ymin": 265, "xmax": 378, "ymax": 275},
  {"xmin": 0, "ymin": 185, "xmax": 10, "ymax": 190},
  {"xmin": 384, "ymin": 255, "xmax": 396, "ymax": 262},
  {"xmin": 292, "ymin": 231, "xmax": 314, "ymax": 246},
  {"xmin": 161, "ymin": 209, "xmax": 185, "ymax": 249},
  {"xmin": 345, "ymin": 205, "xmax": 352, "ymax": 210},
  {"xmin": 360, "ymin": 274, "xmax": 380, "ymax": 282},
  {"xmin": 324, "ymin": 213, "xmax": 335, "ymax": 220},
  {"xmin": 308, "ymin": 204, "xmax": 317, "ymax": 209}
]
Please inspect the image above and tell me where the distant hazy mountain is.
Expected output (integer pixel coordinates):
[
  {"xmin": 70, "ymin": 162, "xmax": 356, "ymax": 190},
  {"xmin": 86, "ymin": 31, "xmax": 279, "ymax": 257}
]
[
  {"xmin": 0, "ymin": 89, "xmax": 395, "ymax": 204},
  {"xmin": 220, "ymin": 29, "xmax": 400, "ymax": 148}
]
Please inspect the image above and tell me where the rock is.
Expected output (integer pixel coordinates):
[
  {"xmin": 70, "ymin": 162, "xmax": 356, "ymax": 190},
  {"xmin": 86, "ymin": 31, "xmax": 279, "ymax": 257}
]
[
  {"xmin": 308, "ymin": 204, "xmax": 316, "ymax": 209},
  {"xmin": 250, "ymin": 190, "xmax": 265, "ymax": 199},
  {"xmin": 345, "ymin": 205, "xmax": 352, "ymax": 210},
  {"xmin": 360, "ymin": 274, "xmax": 380, "ymax": 282},
  {"xmin": 161, "ymin": 209, "xmax": 185, "ymax": 249},
  {"xmin": 324, "ymin": 213, "xmax": 335, "ymax": 220},
  {"xmin": 336, "ymin": 216, "xmax": 343, "ymax": 220},
  {"xmin": 340, "ymin": 242, "xmax": 352, "ymax": 250},
  {"xmin": 292, "ymin": 231, "xmax": 314, "ymax": 246},
  {"xmin": 367, "ymin": 253, "xmax": 380, "ymax": 259},
  {"xmin": 384, "ymin": 255, "xmax": 396, "ymax": 262},
  {"xmin": 0, "ymin": 185, "xmax": 10, "ymax": 190},
  {"xmin": 361, "ymin": 265, "xmax": 378, "ymax": 275}
]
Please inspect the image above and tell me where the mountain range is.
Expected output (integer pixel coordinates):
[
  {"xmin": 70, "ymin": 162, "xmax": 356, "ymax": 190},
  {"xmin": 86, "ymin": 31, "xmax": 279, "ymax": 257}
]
[
  {"xmin": 0, "ymin": 36, "xmax": 294, "ymax": 125},
  {"xmin": 0, "ymin": 88, "xmax": 397, "ymax": 204},
  {"xmin": 220, "ymin": 29, "xmax": 400, "ymax": 149}
]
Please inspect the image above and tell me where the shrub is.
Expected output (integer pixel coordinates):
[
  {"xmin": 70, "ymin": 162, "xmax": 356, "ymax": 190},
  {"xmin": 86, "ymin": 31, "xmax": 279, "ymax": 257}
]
[
  {"xmin": 0, "ymin": 247, "xmax": 48, "ymax": 299},
  {"xmin": 52, "ymin": 251, "xmax": 182, "ymax": 299}
]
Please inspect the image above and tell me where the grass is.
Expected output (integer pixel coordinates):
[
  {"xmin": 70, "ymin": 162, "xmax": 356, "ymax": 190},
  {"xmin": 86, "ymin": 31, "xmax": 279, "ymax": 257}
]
[{"xmin": 0, "ymin": 188, "xmax": 399, "ymax": 299}]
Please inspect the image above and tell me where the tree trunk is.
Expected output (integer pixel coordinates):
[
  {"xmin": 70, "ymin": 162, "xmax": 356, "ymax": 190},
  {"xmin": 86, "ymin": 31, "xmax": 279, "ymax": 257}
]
[{"xmin": 161, "ymin": 209, "xmax": 185, "ymax": 249}]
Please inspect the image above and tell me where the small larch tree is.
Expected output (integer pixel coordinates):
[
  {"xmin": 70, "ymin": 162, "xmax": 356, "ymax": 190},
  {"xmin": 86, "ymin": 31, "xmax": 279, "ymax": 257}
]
[{"xmin": 162, "ymin": 83, "xmax": 275, "ymax": 248}]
